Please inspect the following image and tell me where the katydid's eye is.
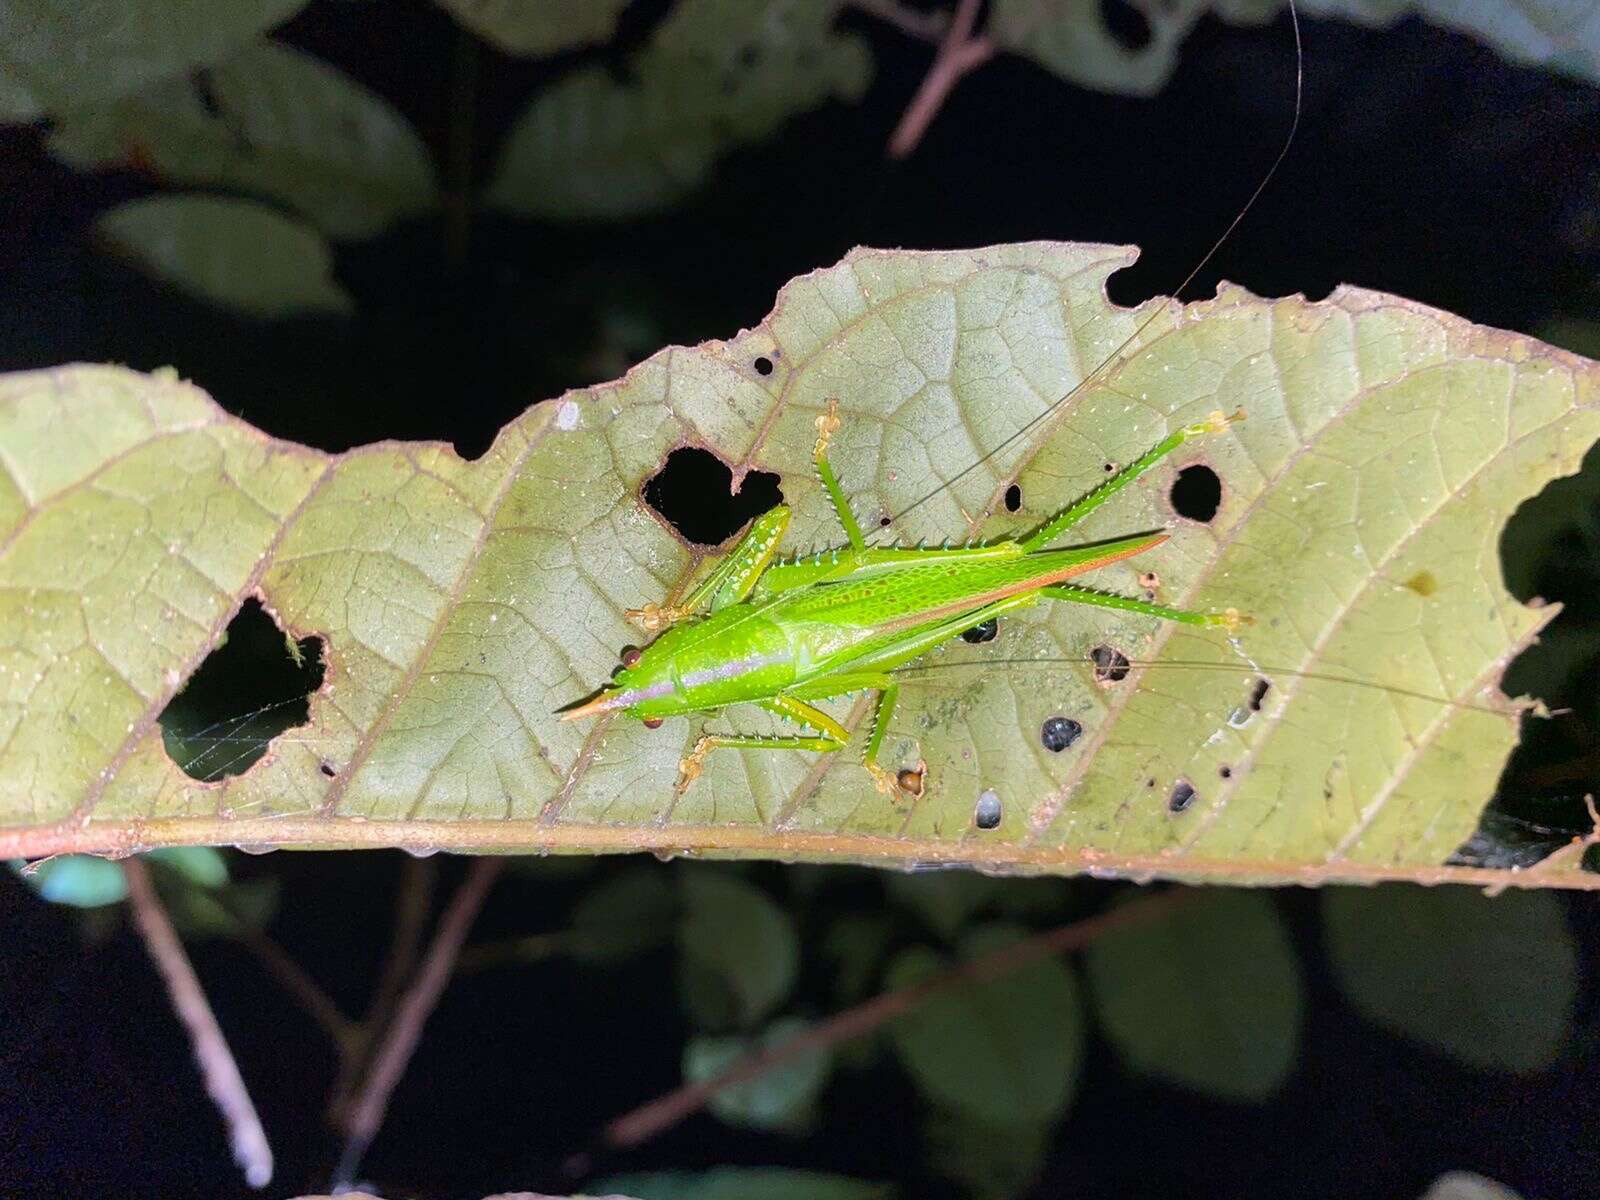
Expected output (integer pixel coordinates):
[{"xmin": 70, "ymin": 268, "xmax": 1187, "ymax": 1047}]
[
  {"xmin": 642, "ymin": 716, "xmax": 664, "ymax": 729},
  {"xmin": 621, "ymin": 646, "xmax": 642, "ymax": 667}
]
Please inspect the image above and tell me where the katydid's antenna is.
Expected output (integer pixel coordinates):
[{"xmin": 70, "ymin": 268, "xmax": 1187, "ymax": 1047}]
[{"xmin": 880, "ymin": 0, "xmax": 1305, "ymax": 534}]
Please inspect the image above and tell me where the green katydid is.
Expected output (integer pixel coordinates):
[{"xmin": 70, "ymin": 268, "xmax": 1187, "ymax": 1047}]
[
  {"xmin": 559, "ymin": 399, "xmax": 1248, "ymax": 797},
  {"xmin": 559, "ymin": 0, "xmax": 1310, "ymax": 800}
]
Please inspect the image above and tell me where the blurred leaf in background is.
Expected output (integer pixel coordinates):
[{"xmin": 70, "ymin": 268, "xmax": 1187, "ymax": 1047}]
[
  {"xmin": 1085, "ymin": 890, "xmax": 1303, "ymax": 1100},
  {"xmin": 487, "ymin": 0, "xmax": 871, "ymax": 220},
  {"xmin": 886, "ymin": 923, "xmax": 1083, "ymax": 1126},
  {"xmin": 0, "ymin": 0, "xmax": 306, "ymax": 121},
  {"xmin": 1322, "ymin": 886, "xmax": 1578, "ymax": 1071},
  {"xmin": 94, "ymin": 194, "xmax": 354, "ymax": 316},
  {"xmin": 50, "ymin": 41, "xmax": 438, "ymax": 239}
]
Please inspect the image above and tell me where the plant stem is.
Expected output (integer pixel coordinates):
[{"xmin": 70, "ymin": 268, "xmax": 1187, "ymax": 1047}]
[
  {"xmin": 331, "ymin": 857, "xmax": 503, "ymax": 1189},
  {"xmin": 124, "ymin": 857, "xmax": 274, "ymax": 1189}
]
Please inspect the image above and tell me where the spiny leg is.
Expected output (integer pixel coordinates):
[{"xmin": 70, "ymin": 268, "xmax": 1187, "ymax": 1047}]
[
  {"xmin": 814, "ymin": 398, "xmax": 866, "ymax": 553},
  {"xmin": 628, "ymin": 503, "xmax": 791, "ymax": 632},
  {"xmin": 788, "ymin": 670, "xmax": 917, "ymax": 796},
  {"xmin": 1041, "ymin": 583, "xmax": 1248, "ymax": 630},
  {"xmin": 1021, "ymin": 409, "xmax": 1243, "ymax": 552},
  {"xmin": 675, "ymin": 694, "xmax": 848, "ymax": 795},
  {"xmin": 861, "ymin": 680, "xmax": 902, "ymax": 796}
]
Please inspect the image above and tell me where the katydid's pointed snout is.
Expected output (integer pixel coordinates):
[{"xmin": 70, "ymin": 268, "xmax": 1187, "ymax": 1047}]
[{"xmin": 557, "ymin": 692, "xmax": 616, "ymax": 721}]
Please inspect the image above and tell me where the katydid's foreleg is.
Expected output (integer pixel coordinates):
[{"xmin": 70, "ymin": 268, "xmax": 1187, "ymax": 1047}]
[
  {"xmin": 628, "ymin": 504, "xmax": 791, "ymax": 632},
  {"xmin": 675, "ymin": 694, "xmax": 849, "ymax": 795},
  {"xmin": 814, "ymin": 398, "xmax": 867, "ymax": 553},
  {"xmin": 1020, "ymin": 409, "xmax": 1243, "ymax": 552},
  {"xmin": 1041, "ymin": 583, "xmax": 1247, "ymax": 630}
]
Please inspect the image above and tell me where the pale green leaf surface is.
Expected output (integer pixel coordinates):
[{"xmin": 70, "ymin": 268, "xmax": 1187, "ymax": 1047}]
[
  {"xmin": 50, "ymin": 41, "xmax": 438, "ymax": 239},
  {"xmin": 886, "ymin": 923, "xmax": 1083, "ymax": 1124},
  {"xmin": 1322, "ymin": 886, "xmax": 1577, "ymax": 1070},
  {"xmin": 487, "ymin": 0, "xmax": 870, "ymax": 220},
  {"xmin": 434, "ymin": 0, "xmax": 631, "ymax": 56},
  {"xmin": 2, "ymin": 243, "xmax": 1599, "ymax": 886},
  {"xmin": 1085, "ymin": 890, "xmax": 1302, "ymax": 1099},
  {"xmin": 0, "ymin": 0, "xmax": 305, "ymax": 122},
  {"xmin": 684, "ymin": 1015, "xmax": 832, "ymax": 1132},
  {"xmin": 94, "ymin": 195, "xmax": 354, "ymax": 316}
]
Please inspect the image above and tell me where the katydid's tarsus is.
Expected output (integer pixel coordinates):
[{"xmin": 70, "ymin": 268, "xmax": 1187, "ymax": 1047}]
[{"xmin": 558, "ymin": 401, "xmax": 1248, "ymax": 797}]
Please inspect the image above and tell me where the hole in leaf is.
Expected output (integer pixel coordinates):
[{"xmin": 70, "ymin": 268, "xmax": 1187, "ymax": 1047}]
[
  {"xmin": 753, "ymin": 355, "xmax": 774, "ymax": 376},
  {"xmin": 642, "ymin": 446, "xmax": 783, "ymax": 547},
  {"xmin": 159, "ymin": 599, "xmax": 325, "ymax": 782},
  {"xmin": 1041, "ymin": 716, "xmax": 1084, "ymax": 752},
  {"xmin": 1168, "ymin": 779, "xmax": 1197, "ymax": 812},
  {"xmin": 1004, "ymin": 483, "xmax": 1022, "ymax": 512},
  {"xmin": 879, "ymin": 515, "xmax": 892, "ymax": 527},
  {"xmin": 960, "ymin": 618, "xmax": 998, "ymax": 644},
  {"xmin": 1170, "ymin": 464, "xmax": 1221, "ymax": 522},
  {"xmin": 974, "ymin": 790, "xmax": 1003, "ymax": 829},
  {"xmin": 1099, "ymin": 0, "xmax": 1155, "ymax": 50},
  {"xmin": 1090, "ymin": 644, "xmax": 1131, "ymax": 684},
  {"xmin": 1104, "ymin": 462, "xmax": 1117, "ymax": 473},
  {"xmin": 1218, "ymin": 764, "xmax": 1233, "ymax": 779}
]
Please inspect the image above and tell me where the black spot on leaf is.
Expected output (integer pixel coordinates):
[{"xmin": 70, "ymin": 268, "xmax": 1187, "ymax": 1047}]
[
  {"xmin": 1004, "ymin": 483, "xmax": 1022, "ymax": 512},
  {"xmin": 1168, "ymin": 780, "xmax": 1197, "ymax": 812},
  {"xmin": 1041, "ymin": 716, "xmax": 1084, "ymax": 752}
]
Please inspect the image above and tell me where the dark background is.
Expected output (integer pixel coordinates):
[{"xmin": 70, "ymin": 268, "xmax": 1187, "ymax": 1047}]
[{"xmin": 2, "ymin": 2, "xmax": 1599, "ymax": 1198}]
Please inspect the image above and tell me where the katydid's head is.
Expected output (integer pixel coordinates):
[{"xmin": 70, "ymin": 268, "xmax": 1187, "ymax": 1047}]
[{"xmin": 557, "ymin": 634, "xmax": 682, "ymax": 723}]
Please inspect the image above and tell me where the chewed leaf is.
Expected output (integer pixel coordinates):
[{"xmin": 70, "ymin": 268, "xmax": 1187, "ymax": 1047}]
[{"xmin": 1, "ymin": 243, "xmax": 1598, "ymax": 887}]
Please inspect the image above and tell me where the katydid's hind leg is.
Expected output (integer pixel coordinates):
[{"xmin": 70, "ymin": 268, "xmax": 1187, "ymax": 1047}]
[
  {"xmin": 788, "ymin": 671, "xmax": 905, "ymax": 795},
  {"xmin": 674, "ymin": 694, "xmax": 848, "ymax": 796},
  {"xmin": 629, "ymin": 504, "xmax": 791, "ymax": 632},
  {"xmin": 1021, "ymin": 409, "xmax": 1244, "ymax": 553},
  {"xmin": 1041, "ymin": 583, "xmax": 1249, "ymax": 630},
  {"xmin": 814, "ymin": 398, "xmax": 867, "ymax": 553}
]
